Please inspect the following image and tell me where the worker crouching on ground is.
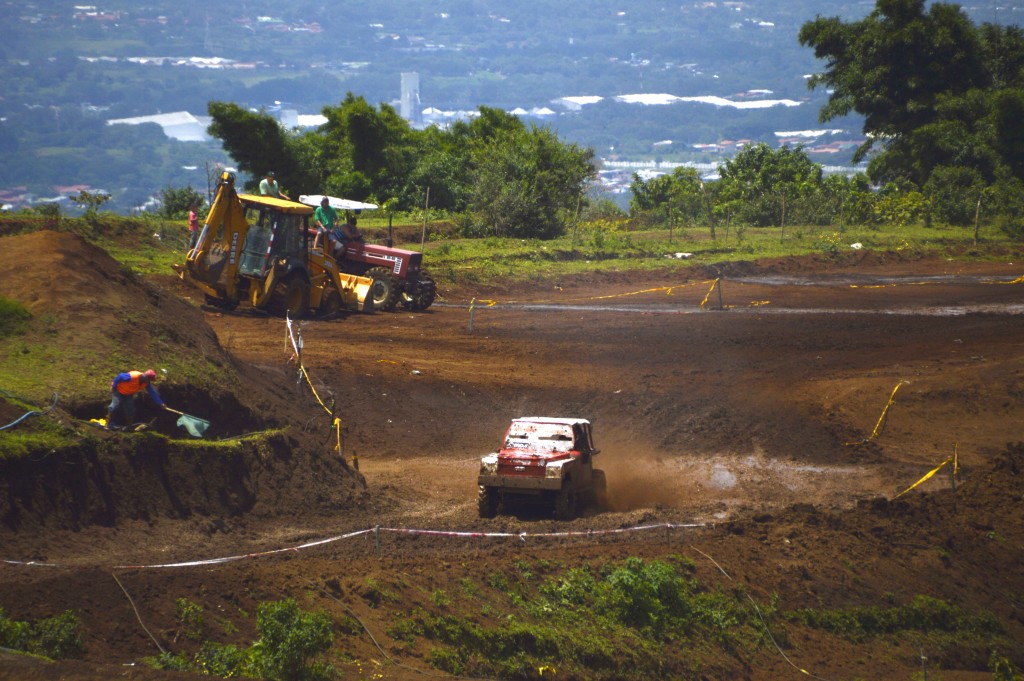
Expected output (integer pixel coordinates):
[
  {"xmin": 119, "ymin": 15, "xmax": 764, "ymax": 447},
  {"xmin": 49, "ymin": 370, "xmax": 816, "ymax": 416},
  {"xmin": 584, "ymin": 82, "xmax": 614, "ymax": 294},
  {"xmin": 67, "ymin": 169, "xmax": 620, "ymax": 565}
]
[{"xmin": 108, "ymin": 369, "xmax": 166, "ymax": 431}]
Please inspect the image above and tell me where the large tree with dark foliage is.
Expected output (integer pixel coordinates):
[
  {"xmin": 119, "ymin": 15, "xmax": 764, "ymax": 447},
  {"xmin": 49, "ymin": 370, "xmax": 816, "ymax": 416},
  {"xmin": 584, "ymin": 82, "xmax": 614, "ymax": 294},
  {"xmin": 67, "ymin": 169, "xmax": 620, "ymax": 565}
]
[{"xmin": 799, "ymin": 0, "xmax": 1024, "ymax": 191}]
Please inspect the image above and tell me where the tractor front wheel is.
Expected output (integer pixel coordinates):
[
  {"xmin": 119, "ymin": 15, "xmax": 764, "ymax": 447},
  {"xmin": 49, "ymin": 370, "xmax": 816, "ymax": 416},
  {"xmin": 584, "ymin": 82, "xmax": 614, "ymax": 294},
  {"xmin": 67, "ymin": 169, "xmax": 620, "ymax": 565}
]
[
  {"xmin": 367, "ymin": 266, "xmax": 401, "ymax": 312},
  {"xmin": 400, "ymin": 271, "xmax": 437, "ymax": 311}
]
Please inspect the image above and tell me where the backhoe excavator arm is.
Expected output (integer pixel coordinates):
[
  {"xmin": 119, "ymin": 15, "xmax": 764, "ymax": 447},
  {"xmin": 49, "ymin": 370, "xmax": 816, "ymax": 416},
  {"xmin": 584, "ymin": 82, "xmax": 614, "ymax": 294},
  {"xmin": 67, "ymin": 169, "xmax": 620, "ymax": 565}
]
[{"xmin": 173, "ymin": 171, "xmax": 249, "ymax": 302}]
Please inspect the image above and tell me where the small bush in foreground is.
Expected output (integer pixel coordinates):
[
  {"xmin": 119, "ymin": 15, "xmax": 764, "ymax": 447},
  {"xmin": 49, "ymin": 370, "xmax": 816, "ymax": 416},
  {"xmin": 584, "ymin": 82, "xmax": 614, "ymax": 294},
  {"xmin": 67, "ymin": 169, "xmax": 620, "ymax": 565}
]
[
  {"xmin": 0, "ymin": 608, "xmax": 82, "ymax": 659},
  {"xmin": 150, "ymin": 598, "xmax": 333, "ymax": 681}
]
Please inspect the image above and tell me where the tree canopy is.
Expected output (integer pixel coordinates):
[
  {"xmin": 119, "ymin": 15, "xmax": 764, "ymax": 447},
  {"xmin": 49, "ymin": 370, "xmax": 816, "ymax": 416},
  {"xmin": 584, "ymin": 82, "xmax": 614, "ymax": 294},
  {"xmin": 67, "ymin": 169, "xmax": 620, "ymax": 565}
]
[
  {"xmin": 207, "ymin": 96, "xmax": 596, "ymax": 239},
  {"xmin": 799, "ymin": 0, "xmax": 1024, "ymax": 189}
]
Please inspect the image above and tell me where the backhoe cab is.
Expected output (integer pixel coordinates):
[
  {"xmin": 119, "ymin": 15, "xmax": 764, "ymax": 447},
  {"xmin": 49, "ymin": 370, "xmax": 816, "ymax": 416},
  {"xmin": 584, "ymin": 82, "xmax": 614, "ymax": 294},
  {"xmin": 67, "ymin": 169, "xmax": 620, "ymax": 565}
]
[{"xmin": 174, "ymin": 172, "xmax": 373, "ymax": 317}]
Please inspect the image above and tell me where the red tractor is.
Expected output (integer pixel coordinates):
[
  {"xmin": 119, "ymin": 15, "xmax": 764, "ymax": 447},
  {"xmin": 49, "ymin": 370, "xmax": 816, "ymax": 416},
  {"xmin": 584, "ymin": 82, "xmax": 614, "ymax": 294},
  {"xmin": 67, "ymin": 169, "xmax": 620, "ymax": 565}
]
[{"xmin": 300, "ymin": 195, "xmax": 436, "ymax": 312}]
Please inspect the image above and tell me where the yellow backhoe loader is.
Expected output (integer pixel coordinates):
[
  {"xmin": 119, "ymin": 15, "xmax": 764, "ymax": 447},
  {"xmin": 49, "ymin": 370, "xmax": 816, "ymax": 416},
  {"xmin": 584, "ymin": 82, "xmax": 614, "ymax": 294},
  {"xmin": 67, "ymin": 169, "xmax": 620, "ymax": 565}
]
[{"xmin": 173, "ymin": 171, "xmax": 373, "ymax": 317}]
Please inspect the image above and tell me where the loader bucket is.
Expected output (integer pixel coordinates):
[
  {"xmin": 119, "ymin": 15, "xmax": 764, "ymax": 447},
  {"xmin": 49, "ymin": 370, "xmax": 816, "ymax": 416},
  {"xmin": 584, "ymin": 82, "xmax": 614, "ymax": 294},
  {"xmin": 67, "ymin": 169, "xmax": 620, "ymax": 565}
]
[{"xmin": 340, "ymin": 274, "xmax": 375, "ymax": 313}]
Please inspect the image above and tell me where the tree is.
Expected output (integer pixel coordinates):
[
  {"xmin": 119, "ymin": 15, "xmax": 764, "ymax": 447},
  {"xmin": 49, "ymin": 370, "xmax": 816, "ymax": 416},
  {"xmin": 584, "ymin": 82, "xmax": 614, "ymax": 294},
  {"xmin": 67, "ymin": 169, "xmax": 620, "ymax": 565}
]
[
  {"xmin": 630, "ymin": 167, "xmax": 710, "ymax": 239},
  {"xmin": 207, "ymin": 102, "xmax": 308, "ymax": 194},
  {"xmin": 718, "ymin": 143, "xmax": 822, "ymax": 237},
  {"xmin": 468, "ymin": 117, "xmax": 596, "ymax": 239},
  {"xmin": 799, "ymin": 0, "xmax": 1024, "ymax": 191},
  {"xmin": 319, "ymin": 93, "xmax": 417, "ymax": 206},
  {"xmin": 159, "ymin": 185, "xmax": 205, "ymax": 218},
  {"xmin": 924, "ymin": 165, "xmax": 986, "ymax": 226},
  {"xmin": 68, "ymin": 190, "xmax": 111, "ymax": 219}
]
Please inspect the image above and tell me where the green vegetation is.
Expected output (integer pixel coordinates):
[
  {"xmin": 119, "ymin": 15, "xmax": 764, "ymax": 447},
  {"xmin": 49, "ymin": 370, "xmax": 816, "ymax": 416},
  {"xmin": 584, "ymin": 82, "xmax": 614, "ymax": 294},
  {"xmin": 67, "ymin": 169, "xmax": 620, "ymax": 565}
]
[
  {"xmin": 631, "ymin": 143, "xmax": 1024, "ymax": 238},
  {"xmin": 345, "ymin": 558, "xmax": 1011, "ymax": 679},
  {"xmin": 379, "ymin": 556, "xmax": 766, "ymax": 678},
  {"xmin": 153, "ymin": 598, "xmax": 334, "ymax": 681},
  {"xmin": 0, "ymin": 296, "xmax": 32, "ymax": 337},
  {"xmin": 786, "ymin": 594, "xmax": 1003, "ymax": 643},
  {"xmin": 209, "ymin": 99, "xmax": 595, "ymax": 239},
  {"xmin": 0, "ymin": 608, "xmax": 83, "ymax": 659},
  {"xmin": 800, "ymin": 1, "xmax": 1024, "ymax": 188}
]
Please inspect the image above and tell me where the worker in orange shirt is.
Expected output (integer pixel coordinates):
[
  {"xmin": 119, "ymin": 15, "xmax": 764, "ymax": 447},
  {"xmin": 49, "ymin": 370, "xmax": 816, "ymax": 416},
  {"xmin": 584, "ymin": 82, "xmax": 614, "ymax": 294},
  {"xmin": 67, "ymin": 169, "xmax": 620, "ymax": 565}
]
[{"xmin": 108, "ymin": 369, "xmax": 166, "ymax": 431}]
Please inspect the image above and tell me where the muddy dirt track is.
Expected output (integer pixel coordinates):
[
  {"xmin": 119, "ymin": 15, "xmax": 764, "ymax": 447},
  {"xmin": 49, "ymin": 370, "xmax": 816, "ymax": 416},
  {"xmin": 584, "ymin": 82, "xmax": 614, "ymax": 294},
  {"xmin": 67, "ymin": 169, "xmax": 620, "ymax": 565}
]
[{"xmin": 2, "ymin": 234, "xmax": 1024, "ymax": 680}]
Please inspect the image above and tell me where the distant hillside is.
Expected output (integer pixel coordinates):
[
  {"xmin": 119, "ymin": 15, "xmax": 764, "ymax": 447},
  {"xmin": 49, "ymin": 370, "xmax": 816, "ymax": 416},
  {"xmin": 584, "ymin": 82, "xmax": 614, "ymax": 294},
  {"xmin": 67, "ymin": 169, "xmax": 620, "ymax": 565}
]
[{"xmin": 1, "ymin": 0, "xmax": 1015, "ymax": 211}]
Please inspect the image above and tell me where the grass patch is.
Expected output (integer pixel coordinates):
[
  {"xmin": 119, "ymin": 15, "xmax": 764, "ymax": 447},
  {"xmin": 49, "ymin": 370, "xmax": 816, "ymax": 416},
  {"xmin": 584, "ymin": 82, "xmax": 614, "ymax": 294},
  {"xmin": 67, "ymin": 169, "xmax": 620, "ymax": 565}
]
[
  {"xmin": 785, "ymin": 595, "xmax": 1003, "ymax": 643},
  {"xmin": 0, "ymin": 296, "xmax": 32, "ymax": 337},
  {"xmin": 367, "ymin": 557, "xmax": 767, "ymax": 680}
]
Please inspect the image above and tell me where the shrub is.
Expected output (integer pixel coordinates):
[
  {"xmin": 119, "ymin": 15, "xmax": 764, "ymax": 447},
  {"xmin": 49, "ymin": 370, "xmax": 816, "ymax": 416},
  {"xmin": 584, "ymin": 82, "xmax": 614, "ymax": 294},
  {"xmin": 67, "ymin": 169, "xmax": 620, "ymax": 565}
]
[
  {"xmin": 0, "ymin": 296, "xmax": 32, "ymax": 337},
  {"xmin": 0, "ymin": 608, "xmax": 82, "ymax": 659},
  {"xmin": 175, "ymin": 597, "xmax": 205, "ymax": 641},
  {"xmin": 250, "ymin": 598, "xmax": 334, "ymax": 681},
  {"xmin": 31, "ymin": 611, "xmax": 83, "ymax": 659}
]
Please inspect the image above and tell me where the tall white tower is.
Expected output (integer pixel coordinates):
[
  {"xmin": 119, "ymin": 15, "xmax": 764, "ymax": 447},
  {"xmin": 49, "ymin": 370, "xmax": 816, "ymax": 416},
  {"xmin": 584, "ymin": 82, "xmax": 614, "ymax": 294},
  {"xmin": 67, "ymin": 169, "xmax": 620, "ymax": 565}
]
[{"xmin": 400, "ymin": 72, "xmax": 421, "ymax": 124}]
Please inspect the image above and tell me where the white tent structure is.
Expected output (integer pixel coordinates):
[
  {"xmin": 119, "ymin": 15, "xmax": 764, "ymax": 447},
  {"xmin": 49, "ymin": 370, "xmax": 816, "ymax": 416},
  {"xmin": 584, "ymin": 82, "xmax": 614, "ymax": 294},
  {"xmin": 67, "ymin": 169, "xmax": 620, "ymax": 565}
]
[{"xmin": 298, "ymin": 195, "xmax": 378, "ymax": 211}]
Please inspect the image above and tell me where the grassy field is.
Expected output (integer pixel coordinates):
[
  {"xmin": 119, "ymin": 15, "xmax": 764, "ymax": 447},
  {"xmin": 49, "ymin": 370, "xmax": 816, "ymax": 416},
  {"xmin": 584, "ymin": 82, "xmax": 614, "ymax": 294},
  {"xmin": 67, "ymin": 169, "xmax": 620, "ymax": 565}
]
[{"xmin": 6, "ymin": 211, "xmax": 1008, "ymax": 287}]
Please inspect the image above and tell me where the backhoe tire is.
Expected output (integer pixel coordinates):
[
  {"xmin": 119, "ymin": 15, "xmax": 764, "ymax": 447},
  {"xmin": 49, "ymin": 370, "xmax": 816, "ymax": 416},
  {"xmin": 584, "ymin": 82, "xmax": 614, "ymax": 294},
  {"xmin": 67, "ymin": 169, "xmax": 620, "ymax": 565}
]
[
  {"xmin": 367, "ymin": 266, "xmax": 401, "ymax": 312},
  {"xmin": 553, "ymin": 482, "xmax": 577, "ymax": 520},
  {"xmin": 204, "ymin": 295, "xmax": 239, "ymax": 311},
  {"xmin": 268, "ymin": 275, "xmax": 310, "ymax": 319},
  {"xmin": 319, "ymin": 289, "xmax": 342, "ymax": 317},
  {"xmin": 478, "ymin": 486, "xmax": 499, "ymax": 519},
  {"xmin": 400, "ymin": 271, "xmax": 437, "ymax": 311}
]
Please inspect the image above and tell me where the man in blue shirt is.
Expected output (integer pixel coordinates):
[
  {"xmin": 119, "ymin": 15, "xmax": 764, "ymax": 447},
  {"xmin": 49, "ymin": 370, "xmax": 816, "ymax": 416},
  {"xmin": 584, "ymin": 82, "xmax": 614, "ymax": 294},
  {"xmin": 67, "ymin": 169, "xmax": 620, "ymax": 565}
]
[{"xmin": 108, "ymin": 369, "xmax": 166, "ymax": 430}]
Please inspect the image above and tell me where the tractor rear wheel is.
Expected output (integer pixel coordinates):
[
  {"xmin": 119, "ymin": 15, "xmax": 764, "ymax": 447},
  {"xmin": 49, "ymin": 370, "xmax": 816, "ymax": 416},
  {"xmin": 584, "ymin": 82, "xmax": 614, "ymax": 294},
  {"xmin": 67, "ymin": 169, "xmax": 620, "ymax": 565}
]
[
  {"xmin": 400, "ymin": 271, "xmax": 437, "ymax": 311},
  {"xmin": 367, "ymin": 266, "xmax": 401, "ymax": 312},
  {"xmin": 268, "ymin": 275, "xmax": 310, "ymax": 319},
  {"xmin": 478, "ymin": 486, "xmax": 499, "ymax": 518}
]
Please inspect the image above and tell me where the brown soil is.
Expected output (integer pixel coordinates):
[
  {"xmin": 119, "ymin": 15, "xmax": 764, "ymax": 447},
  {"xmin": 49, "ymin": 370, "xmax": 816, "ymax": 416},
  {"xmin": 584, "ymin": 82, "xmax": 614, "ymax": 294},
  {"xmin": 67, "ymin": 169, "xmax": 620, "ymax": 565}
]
[{"xmin": 1, "ymin": 231, "xmax": 1024, "ymax": 680}]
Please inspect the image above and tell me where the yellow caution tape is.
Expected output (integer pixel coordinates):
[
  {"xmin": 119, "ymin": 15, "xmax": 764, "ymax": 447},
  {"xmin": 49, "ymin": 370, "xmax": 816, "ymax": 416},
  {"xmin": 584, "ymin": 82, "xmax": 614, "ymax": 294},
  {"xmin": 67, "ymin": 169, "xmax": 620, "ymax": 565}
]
[
  {"xmin": 893, "ymin": 444, "xmax": 959, "ymax": 499},
  {"xmin": 699, "ymin": 278, "xmax": 719, "ymax": 310},
  {"xmin": 845, "ymin": 381, "xmax": 907, "ymax": 446},
  {"xmin": 893, "ymin": 459, "xmax": 950, "ymax": 499}
]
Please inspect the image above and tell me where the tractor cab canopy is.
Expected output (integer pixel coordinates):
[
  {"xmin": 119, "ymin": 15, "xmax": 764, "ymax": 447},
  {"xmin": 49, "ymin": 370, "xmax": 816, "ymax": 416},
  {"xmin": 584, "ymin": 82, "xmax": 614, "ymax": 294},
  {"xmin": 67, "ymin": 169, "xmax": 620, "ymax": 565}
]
[{"xmin": 298, "ymin": 195, "xmax": 379, "ymax": 212}]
